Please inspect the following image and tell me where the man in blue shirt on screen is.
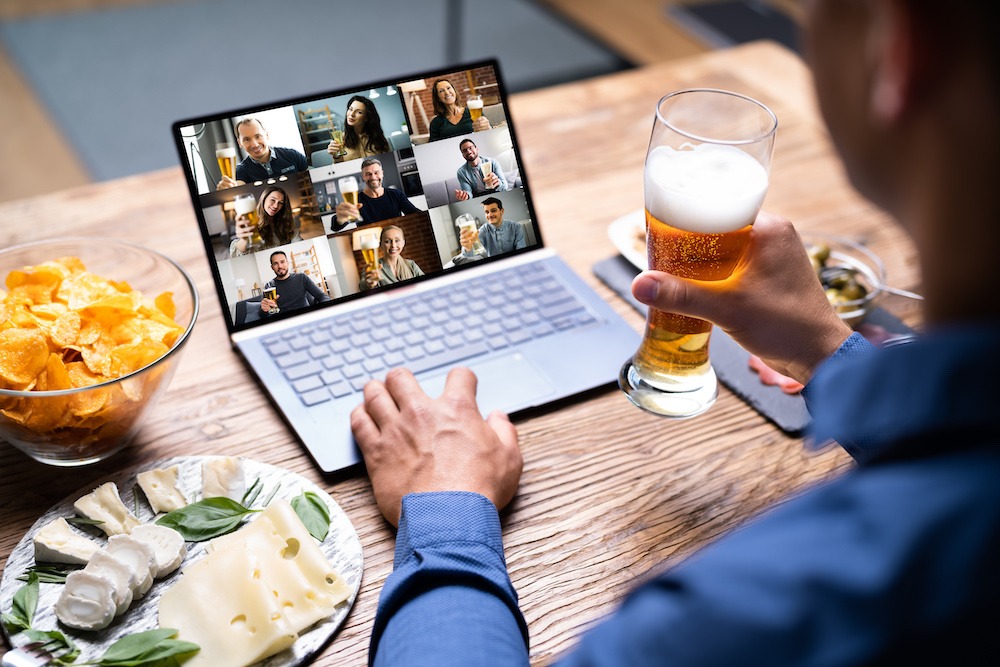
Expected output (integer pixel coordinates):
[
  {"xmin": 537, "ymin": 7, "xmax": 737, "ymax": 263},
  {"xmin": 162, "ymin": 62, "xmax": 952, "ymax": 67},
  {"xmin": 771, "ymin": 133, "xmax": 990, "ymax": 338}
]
[{"xmin": 350, "ymin": 1, "xmax": 1000, "ymax": 664}]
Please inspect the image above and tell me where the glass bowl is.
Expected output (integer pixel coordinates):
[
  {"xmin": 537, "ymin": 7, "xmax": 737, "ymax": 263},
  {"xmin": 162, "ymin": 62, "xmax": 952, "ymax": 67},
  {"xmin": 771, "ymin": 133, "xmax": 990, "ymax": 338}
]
[
  {"xmin": 0, "ymin": 238, "xmax": 199, "ymax": 466},
  {"xmin": 801, "ymin": 232, "xmax": 885, "ymax": 328}
]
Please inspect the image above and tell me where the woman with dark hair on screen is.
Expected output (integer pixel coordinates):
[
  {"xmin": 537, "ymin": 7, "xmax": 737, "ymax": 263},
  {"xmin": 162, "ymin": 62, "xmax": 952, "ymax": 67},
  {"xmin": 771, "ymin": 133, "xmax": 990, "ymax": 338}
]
[
  {"xmin": 327, "ymin": 95, "xmax": 391, "ymax": 163},
  {"xmin": 428, "ymin": 77, "xmax": 491, "ymax": 141},
  {"xmin": 229, "ymin": 185, "xmax": 300, "ymax": 257}
]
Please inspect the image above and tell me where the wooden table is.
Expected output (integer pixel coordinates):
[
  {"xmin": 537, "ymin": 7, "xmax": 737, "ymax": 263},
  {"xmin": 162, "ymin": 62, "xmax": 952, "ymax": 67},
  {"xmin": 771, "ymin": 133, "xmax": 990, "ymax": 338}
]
[{"xmin": 0, "ymin": 42, "xmax": 921, "ymax": 665}]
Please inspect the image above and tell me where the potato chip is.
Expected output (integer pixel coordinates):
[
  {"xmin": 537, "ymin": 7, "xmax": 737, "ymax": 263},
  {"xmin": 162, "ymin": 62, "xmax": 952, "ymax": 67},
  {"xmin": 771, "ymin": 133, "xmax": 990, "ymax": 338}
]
[{"xmin": 0, "ymin": 329, "xmax": 49, "ymax": 389}]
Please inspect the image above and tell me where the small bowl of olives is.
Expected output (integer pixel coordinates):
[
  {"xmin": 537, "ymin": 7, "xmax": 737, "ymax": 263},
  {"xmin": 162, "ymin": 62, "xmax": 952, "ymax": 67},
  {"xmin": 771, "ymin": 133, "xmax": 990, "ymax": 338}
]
[{"xmin": 802, "ymin": 233, "xmax": 886, "ymax": 328}]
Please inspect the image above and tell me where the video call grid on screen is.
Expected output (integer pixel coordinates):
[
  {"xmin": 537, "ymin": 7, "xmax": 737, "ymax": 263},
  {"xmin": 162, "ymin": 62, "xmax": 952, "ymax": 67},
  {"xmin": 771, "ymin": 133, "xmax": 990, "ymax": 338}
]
[{"xmin": 172, "ymin": 60, "xmax": 543, "ymax": 332}]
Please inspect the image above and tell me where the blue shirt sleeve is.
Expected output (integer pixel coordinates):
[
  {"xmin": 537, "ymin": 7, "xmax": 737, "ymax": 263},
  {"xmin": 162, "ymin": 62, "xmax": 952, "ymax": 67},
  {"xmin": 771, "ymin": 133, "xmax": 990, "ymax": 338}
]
[{"xmin": 370, "ymin": 492, "xmax": 530, "ymax": 667}]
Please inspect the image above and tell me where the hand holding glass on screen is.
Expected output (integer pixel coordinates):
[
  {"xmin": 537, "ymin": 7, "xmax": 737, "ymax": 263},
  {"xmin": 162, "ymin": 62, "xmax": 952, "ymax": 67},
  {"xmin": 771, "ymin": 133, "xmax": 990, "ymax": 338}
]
[
  {"xmin": 329, "ymin": 120, "xmax": 347, "ymax": 158},
  {"xmin": 619, "ymin": 88, "xmax": 777, "ymax": 419},
  {"xmin": 337, "ymin": 176, "xmax": 362, "ymax": 225}
]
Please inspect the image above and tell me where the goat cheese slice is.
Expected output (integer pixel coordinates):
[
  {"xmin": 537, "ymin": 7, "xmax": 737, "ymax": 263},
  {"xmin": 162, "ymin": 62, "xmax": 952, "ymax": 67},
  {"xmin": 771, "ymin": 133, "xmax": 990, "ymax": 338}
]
[
  {"xmin": 136, "ymin": 466, "xmax": 188, "ymax": 513},
  {"xmin": 105, "ymin": 534, "xmax": 155, "ymax": 598},
  {"xmin": 33, "ymin": 517, "xmax": 101, "ymax": 564},
  {"xmin": 73, "ymin": 482, "xmax": 140, "ymax": 536},
  {"xmin": 55, "ymin": 570, "xmax": 117, "ymax": 631},
  {"xmin": 83, "ymin": 550, "xmax": 135, "ymax": 616},
  {"xmin": 130, "ymin": 523, "xmax": 186, "ymax": 578}
]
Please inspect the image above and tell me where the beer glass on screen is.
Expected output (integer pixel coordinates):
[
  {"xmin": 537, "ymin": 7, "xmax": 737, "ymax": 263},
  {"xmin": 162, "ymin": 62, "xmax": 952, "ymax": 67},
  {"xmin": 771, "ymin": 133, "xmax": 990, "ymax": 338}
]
[
  {"xmin": 467, "ymin": 95, "xmax": 484, "ymax": 123},
  {"xmin": 455, "ymin": 213, "xmax": 484, "ymax": 255},
  {"xmin": 480, "ymin": 160, "xmax": 494, "ymax": 187},
  {"xmin": 619, "ymin": 89, "xmax": 777, "ymax": 418},
  {"xmin": 360, "ymin": 234, "xmax": 380, "ymax": 278},
  {"xmin": 329, "ymin": 120, "xmax": 347, "ymax": 158},
  {"xmin": 216, "ymin": 143, "xmax": 236, "ymax": 182},
  {"xmin": 232, "ymin": 193, "xmax": 261, "ymax": 246},
  {"xmin": 338, "ymin": 176, "xmax": 360, "ymax": 223},
  {"xmin": 263, "ymin": 287, "xmax": 280, "ymax": 314}
]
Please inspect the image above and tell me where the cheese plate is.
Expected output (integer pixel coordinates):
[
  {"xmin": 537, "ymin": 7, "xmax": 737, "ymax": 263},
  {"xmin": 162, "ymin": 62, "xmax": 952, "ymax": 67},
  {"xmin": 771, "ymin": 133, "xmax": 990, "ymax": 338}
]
[{"xmin": 0, "ymin": 456, "xmax": 363, "ymax": 666}]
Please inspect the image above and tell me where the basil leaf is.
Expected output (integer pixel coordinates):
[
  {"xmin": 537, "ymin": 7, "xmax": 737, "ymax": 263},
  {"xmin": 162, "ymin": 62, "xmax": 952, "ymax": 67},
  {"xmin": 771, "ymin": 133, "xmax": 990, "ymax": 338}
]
[
  {"xmin": 241, "ymin": 477, "xmax": 262, "ymax": 507},
  {"xmin": 260, "ymin": 483, "xmax": 280, "ymax": 508},
  {"xmin": 18, "ymin": 564, "xmax": 81, "ymax": 584},
  {"xmin": 24, "ymin": 628, "xmax": 80, "ymax": 662},
  {"xmin": 291, "ymin": 491, "xmax": 330, "ymax": 541},
  {"xmin": 96, "ymin": 628, "xmax": 198, "ymax": 667},
  {"xmin": 155, "ymin": 497, "xmax": 257, "ymax": 542},
  {"xmin": 3, "ymin": 572, "xmax": 39, "ymax": 633}
]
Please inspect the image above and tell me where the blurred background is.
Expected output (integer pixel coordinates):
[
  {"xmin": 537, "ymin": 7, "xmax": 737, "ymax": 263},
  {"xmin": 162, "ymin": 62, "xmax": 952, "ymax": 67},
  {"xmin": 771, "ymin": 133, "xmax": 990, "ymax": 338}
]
[{"xmin": 0, "ymin": 0, "xmax": 801, "ymax": 205}]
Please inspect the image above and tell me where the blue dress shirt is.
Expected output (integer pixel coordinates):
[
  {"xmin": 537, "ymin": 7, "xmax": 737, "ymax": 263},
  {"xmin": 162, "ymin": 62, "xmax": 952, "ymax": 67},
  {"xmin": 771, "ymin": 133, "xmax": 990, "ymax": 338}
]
[{"xmin": 371, "ymin": 326, "xmax": 1000, "ymax": 666}]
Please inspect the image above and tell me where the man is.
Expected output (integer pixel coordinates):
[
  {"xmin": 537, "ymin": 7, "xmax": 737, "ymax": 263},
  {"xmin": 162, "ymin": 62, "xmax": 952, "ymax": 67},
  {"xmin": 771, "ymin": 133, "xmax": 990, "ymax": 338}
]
[
  {"xmin": 217, "ymin": 118, "xmax": 308, "ymax": 189},
  {"xmin": 335, "ymin": 158, "xmax": 421, "ymax": 227},
  {"xmin": 453, "ymin": 196, "xmax": 526, "ymax": 264},
  {"xmin": 259, "ymin": 250, "xmax": 330, "ymax": 317},
  {"xmin": 453, "ymin": 138, "xmax": 509, "ymax": 201},
  {"xmin": 351, "ymin": 1, "xmax": 1000, "ymax": 664}
]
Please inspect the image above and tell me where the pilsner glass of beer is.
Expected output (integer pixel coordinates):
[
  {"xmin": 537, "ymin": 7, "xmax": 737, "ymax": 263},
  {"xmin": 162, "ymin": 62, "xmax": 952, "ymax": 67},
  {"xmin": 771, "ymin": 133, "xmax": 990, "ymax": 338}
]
[
  {"xmin": 216, "ymin": 143, "xmax": 236, "ymax": 181},
  {"xmin": 360, "ymin": 234, "xmax": 380, "ymax": 275},
  {"xmin": 619, "ymin": 89, "xmax": 776, "ymax": 418},
  {"xmin": 467, "ymin": 95, "xmax": 484, "ymax": 122},
  {"xmin": 329, "ymin": 121, "xmax": 347, "ymax": 158},
  {"xmin": 338, "ymin": 176, "xmax": 360, "ymax": 222},
  {"xmin": 263, "ymin": 286, "xmax": 279, "ymax": 314},
  {"xmin": 232, "ymin": 193, "xmax": 262, "ymax": 246},
  {"xmin": 455, "ymin": 213, "xmax": 484, "ymax": 254}
]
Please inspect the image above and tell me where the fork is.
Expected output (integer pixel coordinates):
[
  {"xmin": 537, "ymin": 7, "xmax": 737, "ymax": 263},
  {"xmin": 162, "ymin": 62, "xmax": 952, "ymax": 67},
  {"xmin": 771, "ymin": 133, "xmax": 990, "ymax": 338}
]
[{"xmin": 1, "ymin": 642, "xmax": 53, "ymax": 667}]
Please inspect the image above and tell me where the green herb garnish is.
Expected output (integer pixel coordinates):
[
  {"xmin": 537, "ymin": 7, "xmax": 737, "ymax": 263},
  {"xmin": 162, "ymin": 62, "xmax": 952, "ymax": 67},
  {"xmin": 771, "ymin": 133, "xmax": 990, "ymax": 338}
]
[
  {"xmin": 65, "ymin": 517, "xmax": 105, "ymax": 528},
  {"xmin": 1, "ymin": 571, "xmax": 38, "ymax": 634},
  {"xmin": 155, "ymin": 497, "xmax": 258, "ymax": 542},
  {"xmin": 79, "ymin": 628, "xmax": 199, "ymax": 666},
  {"xmin": 17, "ymin": 564, "xmax": 81, "ymax": 584},
  {"xmin": 240, "ymin": 477, "xmax": 262, "ymax": 507},
  {"xmin": 24, "ymin": 628, "xmax": 79, "ymax": 663},
  {"xmin": 291, "ymin": 491, "xmax": 331, "ymax": 541}
]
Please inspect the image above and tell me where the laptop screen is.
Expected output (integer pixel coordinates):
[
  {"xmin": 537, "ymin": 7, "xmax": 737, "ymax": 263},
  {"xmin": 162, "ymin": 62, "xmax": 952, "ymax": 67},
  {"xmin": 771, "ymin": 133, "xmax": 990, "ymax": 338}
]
[{"xmin": 172, "ymin": 60, "xmax": 543, "ymax": 332}]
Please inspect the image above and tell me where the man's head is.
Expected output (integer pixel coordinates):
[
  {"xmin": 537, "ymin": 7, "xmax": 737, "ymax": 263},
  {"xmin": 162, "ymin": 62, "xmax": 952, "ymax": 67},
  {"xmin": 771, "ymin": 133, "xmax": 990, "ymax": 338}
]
[
  {"xmin": 269, "ymin": 250, "xmax": 289, "ymax": 279},
  {"xmin": 235, "ymin": 118, "xmax": 271, "ymax": 163},
  {"xmin": 482, "ymin": 197, "xmax": 504, "ymax": 226},
  {"xmin": 459, "ymin": 138, "xmax": 479, "ymax": 164},
  {"xmin": 361, "ymin": 158, "xmax": 384, "ymax": 192}
]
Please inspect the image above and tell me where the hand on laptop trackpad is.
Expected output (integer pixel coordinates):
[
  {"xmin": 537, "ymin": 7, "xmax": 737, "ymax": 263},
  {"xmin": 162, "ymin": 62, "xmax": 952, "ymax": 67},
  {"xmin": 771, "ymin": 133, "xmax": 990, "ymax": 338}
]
[{"xmin": 418, "ymin": 353, "xmax": 556, "ymax": 417}]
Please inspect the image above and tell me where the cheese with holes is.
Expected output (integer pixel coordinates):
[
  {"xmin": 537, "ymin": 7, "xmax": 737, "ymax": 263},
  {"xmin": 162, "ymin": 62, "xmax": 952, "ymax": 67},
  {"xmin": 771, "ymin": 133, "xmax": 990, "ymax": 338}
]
[
  {"xmin": 158, "ymin": 499, "xmax": 350, "ymax": 667},
  {"xmin": 33, "ymin": 517, "xmax": 101, "ymax": 564},
  {"xmin": 73, "ymin": 482, "xmax": 140, "ymax": 536},
  {"xmin": 201, "ymin": 456, "xmax": 245, "ymax": 501},
  {"xmin": 137, "ymin": 466, "xmax": 188, "ymax": 513}
]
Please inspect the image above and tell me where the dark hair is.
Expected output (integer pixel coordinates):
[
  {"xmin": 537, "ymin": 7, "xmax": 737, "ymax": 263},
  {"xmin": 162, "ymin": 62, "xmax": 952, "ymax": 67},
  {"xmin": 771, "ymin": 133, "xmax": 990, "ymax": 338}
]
[
  {"xmin": 256, "ymin": 186, "xmax": 295, "ymax": 246},
  {"xmin": 344, "ymin": 96, "xmax": 390, "ymax": 155},
  {"xmin": 482, "ymin": 197, "xmax": 503, "ymax": 210},
  {"xmin": 269, "ymin": 250, "xmax": 287, "ymax": 263},
  {"xmin": 431, "ymin": 78, "xmax": 463, "ymax": 117},
  {"xmin": 459, "ymin": 138, "xmax": 476, "ymax": 150}
]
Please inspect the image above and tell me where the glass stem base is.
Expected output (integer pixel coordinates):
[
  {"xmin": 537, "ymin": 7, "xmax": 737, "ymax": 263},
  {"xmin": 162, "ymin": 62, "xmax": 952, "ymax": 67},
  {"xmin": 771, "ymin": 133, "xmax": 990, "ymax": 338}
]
[{"xmin": 618, "ymin": 358, "xmax": 717, "ymax": 418}]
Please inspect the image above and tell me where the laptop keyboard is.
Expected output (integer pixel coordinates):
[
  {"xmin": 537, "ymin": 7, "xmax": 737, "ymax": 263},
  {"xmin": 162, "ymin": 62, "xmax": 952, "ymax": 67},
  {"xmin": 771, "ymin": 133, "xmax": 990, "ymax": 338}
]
[{"xmin": 260, "ymin": 262, "xmax": 599, "ymax": 407}]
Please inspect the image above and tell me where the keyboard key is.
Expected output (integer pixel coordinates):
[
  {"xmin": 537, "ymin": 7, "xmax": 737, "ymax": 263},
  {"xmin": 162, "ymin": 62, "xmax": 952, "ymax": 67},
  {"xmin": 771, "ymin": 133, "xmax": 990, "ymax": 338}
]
[
  {"xmin": 293, "ymin": 375, "xmax": 324, "ymax": 394},
  {"xmin": 342, "ymin": 363, "xmax": 365, "ymax": 379},
  {"xmin": 285, "ymin": 363, "xmax": 321, "ymax": 381},
  {"xmin": 300, "ymin": 387, "xmax": 331, "ymax": 406},
  {"xmin": 328, "ymin": 380, "xmax": 353, "ymax": 398},
  {"xmin": 275, "ymin": 351, "xmax": 309, "ymax": 369},
  {"xmin": 265, "ymin": 340, "xmax": 291, "ymax": 356}
]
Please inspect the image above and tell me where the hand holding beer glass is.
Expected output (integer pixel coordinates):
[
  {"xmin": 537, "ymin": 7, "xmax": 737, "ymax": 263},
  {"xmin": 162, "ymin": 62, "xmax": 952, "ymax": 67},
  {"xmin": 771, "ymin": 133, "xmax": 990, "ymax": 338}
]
[
  {"xmin": 337, "ymin": 176, "xmax": 361, "ymax": 224},
  {"xmin": 360, "ymin": 235, "xmax": 381, "ymax": 288},
  {"xmin": 216, "ymin": 143, "xmax": 237, "ymax": 189},
  {"xmin": 467, "ymin": 95, "xmax": 488, "ymax": 131},
  {"xmin": 232, "ymin": 193, "xmax": 261, "ymax": 249},
  {"xmin": 262, "ymin": 286, "xmax": 280, "ymax": 314},
  {"xmin": 480, "ymin": 160, "xmax": 499, "ymax": 190},
  {"xmin": 619, "ymin": 89, "xmax": 776, "ymax": 418},
  {"xmin": 456, "ymin": 213, "xmax": 484, "ymax": 255}
]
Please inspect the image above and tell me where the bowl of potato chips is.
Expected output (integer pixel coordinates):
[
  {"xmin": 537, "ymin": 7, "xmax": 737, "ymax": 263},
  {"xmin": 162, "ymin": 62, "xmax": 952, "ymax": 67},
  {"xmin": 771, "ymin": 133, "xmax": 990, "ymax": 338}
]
[{"xmin": 0, "ymin": 238, "xmax": 198, "ymax": 466}]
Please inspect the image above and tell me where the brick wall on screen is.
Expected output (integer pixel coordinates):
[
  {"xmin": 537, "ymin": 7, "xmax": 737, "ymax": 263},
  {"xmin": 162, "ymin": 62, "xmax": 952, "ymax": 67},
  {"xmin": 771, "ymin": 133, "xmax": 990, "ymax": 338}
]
[{"xmin": 409, "ymin": 67, "xmax": 499, "ymax": 135}]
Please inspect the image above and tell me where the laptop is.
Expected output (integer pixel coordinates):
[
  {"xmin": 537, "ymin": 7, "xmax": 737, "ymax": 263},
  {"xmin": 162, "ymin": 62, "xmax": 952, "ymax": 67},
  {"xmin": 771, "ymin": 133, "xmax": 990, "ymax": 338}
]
[{"xmin": 171, "ymin": 59, "xmax": 640, "ymax": 473}]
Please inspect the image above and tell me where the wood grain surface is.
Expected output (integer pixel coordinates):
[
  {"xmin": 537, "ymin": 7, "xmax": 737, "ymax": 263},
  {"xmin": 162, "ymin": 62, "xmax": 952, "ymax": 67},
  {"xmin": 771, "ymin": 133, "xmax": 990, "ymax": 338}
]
[{"xmin": 0, "ymin": 42, "xmax": 922, "ymax": 666}]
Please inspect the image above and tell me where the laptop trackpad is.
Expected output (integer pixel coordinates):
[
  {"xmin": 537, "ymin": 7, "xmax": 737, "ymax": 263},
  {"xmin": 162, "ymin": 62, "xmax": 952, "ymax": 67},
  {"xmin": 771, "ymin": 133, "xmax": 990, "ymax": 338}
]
[{"xmin": 418, "ymin": 352, "xmax": 556, "ymax": 416}]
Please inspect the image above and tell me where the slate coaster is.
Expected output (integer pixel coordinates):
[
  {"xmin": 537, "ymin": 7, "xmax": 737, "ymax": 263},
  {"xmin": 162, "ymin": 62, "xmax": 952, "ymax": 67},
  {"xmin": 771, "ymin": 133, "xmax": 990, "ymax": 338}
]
[{"xmin": 593, "ymin": 255, "xmax": 910, "ymax": 434}]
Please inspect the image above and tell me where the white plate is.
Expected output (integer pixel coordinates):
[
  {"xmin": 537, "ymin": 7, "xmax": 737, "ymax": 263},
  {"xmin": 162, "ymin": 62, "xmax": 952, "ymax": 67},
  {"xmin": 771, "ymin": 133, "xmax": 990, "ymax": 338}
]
[
  {"xmin": 0, "ymin": 456, "xmax": 363, "ymax": 666},
  {"xmin": 607, "ymin": 209, "xmax": 647, "ymax": 271}
]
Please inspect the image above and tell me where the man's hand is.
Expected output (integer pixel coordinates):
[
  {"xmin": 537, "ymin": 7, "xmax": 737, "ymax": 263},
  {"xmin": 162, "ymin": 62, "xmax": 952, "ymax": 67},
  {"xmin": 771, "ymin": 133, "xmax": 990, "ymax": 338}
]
[
  {"xmin": 336, "ymin": 200, "xmax": 362, "ymax": 223},
  {"xmin": 459, "ymin": 227, "xmax": 478, "ymax": 252},
  {"xmin": 217, "ymin": 175, "xmax": 241, "ymax": 190},
  {"xmin": 483, "ymin": 172, "xmax": 500, "ymax": 190},
  {"xmin": 631, "ymin": 211, "xmax": 853, "ymax": 385},
  {"xmin": 351, "ymin": 367, "xmax": 522, "ymax": 527},
  {"xmin": 260, "ymin": 296, "xmax": 278, "ymax": 313},
  {"xmin": 454, "ymin": 189, "xmax": 471, "ymax": 201}
]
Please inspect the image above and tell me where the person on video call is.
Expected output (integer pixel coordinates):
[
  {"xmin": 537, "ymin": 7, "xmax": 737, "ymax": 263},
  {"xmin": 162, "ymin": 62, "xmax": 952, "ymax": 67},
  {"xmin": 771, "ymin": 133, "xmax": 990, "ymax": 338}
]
[
  {"xmin": 229, "ymin": 185, "xmax": 300, "ymax": 257},
  {"xmin": 259, "ymin": 250, "xmax": 330, "ymax": 317},
  {"xmin": 452, "ymin": 196, "xmax": 526, "ymax": 264},
  {"xmin": 326, "ymin": 95, "xmax": 391, "ymax": 163},
  {"xmin": 453, "ymin": 138, "xmax": 509, "ymax": 201},
  {"xmin": 217, "ymin": 118, "xmax": 308, "ymax": 189},
  {"xmin": 335, "ymin": 158, "xmax": 421, "ymax": 227},
  {"xmin": 350, "ymin": 1, "xmax": 1000, "ymax": 664},
  {"xmin": 359, "ymin": 225, "xmax": 425, "ymax": 291},
  {"xmin": 428, "ymin": 78, "xmax": 491, "ymax": 141}
]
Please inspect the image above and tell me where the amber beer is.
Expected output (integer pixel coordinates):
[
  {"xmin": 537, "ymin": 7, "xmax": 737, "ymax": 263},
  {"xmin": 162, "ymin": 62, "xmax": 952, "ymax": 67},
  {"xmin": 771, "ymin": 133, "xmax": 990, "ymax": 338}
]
[
  {"xmin": 620, "ymin": 88, "xmax": 776, "ymax": 419},
  {"xmin": 338, "ymin": 176, "xmax": 360, "ymax": 222},
  {"xmin": 232, "ymin": 194, "xmax": 261, "ymax": 245},
  {"xmin": 360, "ymin": 235, "xmax": 379, "ymax": 273},
  {"xmin": 467, "ymin": 95, "xmax": 484, "ymax": 121},
  {"xmin": 216, "ymin": 144, "xmax": 236, "ymax": 180},
  {"xmin": 263, "ymin": 287, "xmax": 279, "ymax": 314}
]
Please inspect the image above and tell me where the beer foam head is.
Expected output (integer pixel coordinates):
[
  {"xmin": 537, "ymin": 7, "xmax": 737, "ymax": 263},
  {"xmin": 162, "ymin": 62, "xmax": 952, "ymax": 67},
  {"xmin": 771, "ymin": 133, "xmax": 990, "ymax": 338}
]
[
  {"xmin": 360, "ymin": 236, "xmax": 379, "ymax": 250},
  {"xmin": 645, "ymin": 144, "xmax": 768, "ymax": 234},
  {"xmin": 216, "ymin": 146, "xmax": 236, "ymax": 158},
  {"xmin": 233, "ymin": 196, "xmax": 256, "ymax": 216},
  {"xmin": 467, "ymin": 98, "xmax": 483, "ymax": 109}
]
